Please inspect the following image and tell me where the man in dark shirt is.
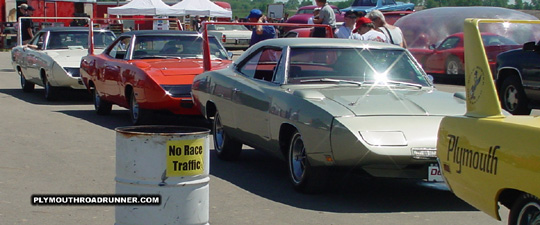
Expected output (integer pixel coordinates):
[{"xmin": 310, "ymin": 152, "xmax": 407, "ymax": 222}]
[
  {"xmin": 21, "ymin": 6, "xmax": 35, "ymax": 44},
  {"xmin": 247, "ymin": 9, "xmax": 276, "ymax": 47}
]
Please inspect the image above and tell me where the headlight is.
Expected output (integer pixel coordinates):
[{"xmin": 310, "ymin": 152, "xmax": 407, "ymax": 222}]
[
  {"xmin": 64, "ymin": 67, "xmax": 80, "ymax": 77},
  {"xmin": 160, "ymin": 85, "xmax": 192, "ymax": 98},
  {"xmin": 359, "ymin": 131, "xmax": 407, "ymax": 146}
]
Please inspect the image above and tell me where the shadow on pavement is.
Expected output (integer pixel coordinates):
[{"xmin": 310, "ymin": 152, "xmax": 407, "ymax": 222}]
[
  {"xmin": 0, "ymin": 88, "xmax": 92, "ymax": 105},
  {"xmin": 209, "ymin": 149, "xmax": 478, "ymax": 213}
]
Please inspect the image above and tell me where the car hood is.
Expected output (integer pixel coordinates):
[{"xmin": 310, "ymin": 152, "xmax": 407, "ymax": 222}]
[
  {"xmin": 210, "ymin": 30, "xmax": 251, "ymax": 38},
  {"xmin": 293, "ymin": 86, "xmax": 466, "ymax": 116},
  {"xmin": 341, "ymin": 6, "xmax": 375, "ymax": 13},
  {"xmin": 45, "ymin": 49, "xmax": 91, "ymax": 68},
  {"xmin": 134, "ymin": 58, "xmax": 232, "ymax": 83}
]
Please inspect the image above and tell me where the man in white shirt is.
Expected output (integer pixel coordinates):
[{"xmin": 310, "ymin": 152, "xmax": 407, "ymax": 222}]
[
  {"xmin": 367, "ymin": 10, "xmax": 407, "ymax": 48},
  {"xmin": 307, "ymin": 8, "xmax": 320, "ymax": 25},
  {"xmin": 353, "ymin": 17, "xmax": 387, "ymax": 43}
]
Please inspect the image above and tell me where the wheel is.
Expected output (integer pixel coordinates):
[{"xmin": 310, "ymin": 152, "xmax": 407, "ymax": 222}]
[
  {"xmin": 129, "ymin": 91, "xmax": 150, "ymax": 125},
  {"xmin": 19, "ymin": 70, "xmax": 34, "ymax": 92},
  {"xmin": 43, "ymin": 75, "xmax": 56, "ymax": 101},
  {"xmin": 509, "ymin": 194, "xmax": 540, "ymax": 225},
  {"xmin": 213, "ymin": 110, "xmax": 242, "ymax": 160},
  {"xmin": 92, "ymin": 88, "xmax": 112, "ymax": 115},
  {"xmin": 446, "ymin": 56, "xmax": 463, "ymax": 76},
  {"xmin": 288, "ymin": 131, "xmax": 328, "ymax": 194},
  {"xmin": 501, "ymin": 76, "xmax": 531, "ymax": 115}
]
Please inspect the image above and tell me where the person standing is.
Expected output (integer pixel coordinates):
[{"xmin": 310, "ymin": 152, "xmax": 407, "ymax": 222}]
[
  {"xmin": 367, "ymin": 10, "xmax": 407, "ymax": 48},
  {"xmin": 247, "ymin": 9, "xmax": 276, "ymax": 47},
  {"xmin": 20, "ymin": 5, "xmax": 35, "ymax": 44},
  {"xmin": 335, "ymin": 10, "xmax": 361, "ymax": 39},
  {"xmin": 191, "ymin": 16, "xmax": 200, "ymax": 32},
  {"xmin": 312, "ymin": 0, "xmax": 336, "ymax": 37},
  {"xmin": 353, "ymin": 17, "xmax": 387, "ymax": 43},
  {"xmin": 307, "ymin": 8, "xmax": 320, "ymax": 25}
]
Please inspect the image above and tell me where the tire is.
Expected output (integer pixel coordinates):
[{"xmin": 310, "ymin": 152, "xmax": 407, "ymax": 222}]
[
  {"xmin": 43, "ymin": 75, "xmax": 56, "ymax": 101},
  {"xmin": 213, "ymin": 110, "xmax": 242, "ymax": 160},
  {"xmin": 446, "ymin": 56, "xmax": 463, "ymax": 76},
  {"xmin": 129, "ymin": 91, "xmax": 150, "ymax": 125},
  {"xmin": 19, "ymin": 70, "xmax": 34, "ymax": 92},
  {"xmin": 92, "ymin": 88, "xmax": 112, "ymax": 115},
  {"xmin": 288, "ymin": 131, "xmax": 328, "ymax": 194},
  {"xmin": 500, "ymin": 76, "xmax": 531, "ymax": 115},
  {"xmin": 509, "ymin": 193, "xmax": 540, "ymax": 225}
]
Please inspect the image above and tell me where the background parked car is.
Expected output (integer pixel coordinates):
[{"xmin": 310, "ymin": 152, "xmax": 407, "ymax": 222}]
[
  {"xmin": 283, "ymin": 5, "xmax": 344, "ymax": 34},
  {"xmin": 11, "ymin": 27, "xmax": 115, "ymax": 100},
  {"xmin": 341, "ymin": 0, "xmax": 414, "ymax": 16},
  {"xmin": 496, "ymin": 40, "xmax": 540, "ymax": 115},
  {"xmin": 207, "ymin": 24, "xmax": 252, "ymax": 50},
  {"xmin": 408, "ymin": 32, "xmax": 521, "ymax": 77}
]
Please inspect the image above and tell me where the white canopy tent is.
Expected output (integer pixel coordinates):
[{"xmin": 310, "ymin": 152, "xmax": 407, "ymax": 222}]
[
  {"xmin": 170, "ymin": 0, "xmax": 232, "ymax": 17},
  {"xmin": 107, "ymin": 0, "xmax": 176, "ymax": 16}
]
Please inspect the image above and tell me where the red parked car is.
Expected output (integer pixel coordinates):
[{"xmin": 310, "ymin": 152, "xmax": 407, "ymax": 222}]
[
  {"xmin": 283, "ymin": 27, "xmax": 333, "ymax": 38},
  {"xmin": 80, "ymin": 31, "xmax": 232, "ymax": 124},
  {"xmin": 284, "ymin": 5, "xmax": 344, "ymax": 34},
  {"xmin": 408, "ymin": 32, "xmax": 521, "ymax": 76}
]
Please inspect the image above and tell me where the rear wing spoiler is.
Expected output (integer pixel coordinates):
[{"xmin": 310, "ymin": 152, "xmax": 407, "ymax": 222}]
[
  {"xmin": 201, "ymin": 22, "xmax": 334, "ymax": 71},
  {"xmin": 463, "ymin": 19, "xmax": 540, "ymax": 118}
]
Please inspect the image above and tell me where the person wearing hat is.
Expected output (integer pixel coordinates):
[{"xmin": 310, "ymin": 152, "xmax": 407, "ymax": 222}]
[
  {"xmin": 312, "ymin": 0, "xmax": 336, "ymax": 37},
  {"xmin": 353, "ymin": 17, "xmax": 386, "ymax": 43},
  {"xmin": 20, "ymin": 5, "xmax": 35, "ymax": 44},
  {"xmin": 335, "ymin": 10, "xmax": 361, "ymax": 39},
  {"xmin": 307, "ymin": 8, "xmax": 320, "ymax": 25},
  {"xmin": 367, "ymin": 10, "xmax": 407, "ymax": 48},
  {"xmin": 247, "ymin": 9, "xmax": 276, "ymax": 47}
]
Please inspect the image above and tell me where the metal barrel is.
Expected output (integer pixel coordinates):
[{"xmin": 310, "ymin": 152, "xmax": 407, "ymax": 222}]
[{"xmin": 115, "ymin": 126, "xmax": 210, "ymax": 225}]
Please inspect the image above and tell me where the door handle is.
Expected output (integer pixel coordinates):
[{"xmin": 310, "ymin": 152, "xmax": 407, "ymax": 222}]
[{"xmin": 233, "ymin": 88, "xmax": 241, "ymax": 93}]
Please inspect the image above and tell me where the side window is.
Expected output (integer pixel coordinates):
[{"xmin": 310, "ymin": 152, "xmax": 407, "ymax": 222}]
[
  {"xmin": 30, "ymin": 33, "xmax": 45, "ymax": 49},
  {"xmin": 238, "ymin": 48, "xmax": 282, "ymax": 82},
  {"xmin": 107, "ymin": 37, "xmax": 131, "ymax": 60},
  {"xmin": 438, "ymin": 37, "xmax": 460, "ymax": 50},
  {"xmin": 383, "ymin": 0, "xmax": 396, "ymax": 5}
]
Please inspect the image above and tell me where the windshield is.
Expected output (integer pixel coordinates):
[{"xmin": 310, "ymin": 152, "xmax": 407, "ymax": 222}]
[
  {"xmin": 352, "ymin": 0, "xmax": 377, "ymax": 6},
  {"xmin": 287, "ymin": 48, "xmax": 430, "ymax": 86},
  {"xmin": 131, "ymin": 35, "xmax": 228, "ymax": 60},
  {"xmin": 47, "ymin": 31, "xmax": 115, "ymax": 49}
]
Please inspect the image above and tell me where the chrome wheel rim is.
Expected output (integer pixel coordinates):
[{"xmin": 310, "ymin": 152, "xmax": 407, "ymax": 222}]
[
  {"xmin": 290, "ymin": 133, "xmax": 306, "ymax": 184},
  {"xmin": 517, "ymin": 202, "xmax": 540, "ymax": 225},
  {"xmin": 447, "ymin": 61, "xmax": 459, "ymax": 75},
  {"xmin": 504, "ymin": 85, "xmax": 518, "ymax": 111},
  {"xmin": 213, "ymin": 113, "xmax": 224, "ymax": 153}
]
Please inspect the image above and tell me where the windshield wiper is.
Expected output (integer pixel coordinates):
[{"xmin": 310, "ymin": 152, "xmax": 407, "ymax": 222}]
[
  {"xmin": 300, "ymin": 78, "xmax": 363, "ymax": 86},
  {"xmin": 363, "ymin": 80, "xmax": 423, "ymax": 89}
]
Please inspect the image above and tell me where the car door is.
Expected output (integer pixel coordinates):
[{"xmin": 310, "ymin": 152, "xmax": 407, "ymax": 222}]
[
  {"xmin": 425, "ymin": 36, "xmax": 460, "ymax": 73},
  {"xmin": 24, "ymin": 32, "xmax": 47, "ymax": 82},
  {"xmin": 233, "ymin": 47, "xmax": 283, "ymax": 146},
  {"xmin": 98, "ymin": 36, "xmax": 132, "ymax": 104},
  {"xmin": 521, "ymin": 49, "xmax": 540, "ymax": 95}
]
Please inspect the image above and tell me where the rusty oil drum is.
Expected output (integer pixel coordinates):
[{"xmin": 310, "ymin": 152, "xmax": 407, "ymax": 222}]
[{"xmin": 115, "ymin": 126, "xmax": 210, "ymax": 225}]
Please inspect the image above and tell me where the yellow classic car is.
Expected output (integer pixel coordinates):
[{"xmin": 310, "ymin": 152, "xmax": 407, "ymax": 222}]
[{"xmin": 437, "ymin": 19, "xmax": 540, "ymax": 224}]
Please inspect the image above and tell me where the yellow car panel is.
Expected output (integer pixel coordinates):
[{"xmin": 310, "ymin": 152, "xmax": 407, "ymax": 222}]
[{"xmin": 437, "ymin": 19, "xmax": 540, "ymax": 223}]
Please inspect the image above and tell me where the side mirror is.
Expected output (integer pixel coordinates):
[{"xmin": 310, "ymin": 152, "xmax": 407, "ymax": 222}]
[
  {"xmin": 429, "ymin": 44, "xmax": 436, "ymax": 50},
  {"xmin": 523, "ymin": 41, "xmax": 535, "ymax": 51},
  {"xmin": 427, "ymin": 74, "xmax": 434, "ymax": 85},
  {"xmin": 227, "ymin": 51, "xmax": 233, "ymax": 59}
]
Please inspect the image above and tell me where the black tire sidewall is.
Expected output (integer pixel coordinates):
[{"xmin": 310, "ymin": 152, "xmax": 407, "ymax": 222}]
[{"xmin": 509, "ymin": 194, "xmax": 540, "ymax": 225}]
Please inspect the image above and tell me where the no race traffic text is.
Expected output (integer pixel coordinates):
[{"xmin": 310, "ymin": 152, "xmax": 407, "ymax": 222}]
[{"xmin": 169, "ymin": 145, "xmax": 203, "ymax": 171}]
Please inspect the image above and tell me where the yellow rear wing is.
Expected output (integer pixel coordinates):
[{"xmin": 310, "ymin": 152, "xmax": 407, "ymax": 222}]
[{"xmin": 463, "ymin": 19, "xmax": 540, "ymax": 118}]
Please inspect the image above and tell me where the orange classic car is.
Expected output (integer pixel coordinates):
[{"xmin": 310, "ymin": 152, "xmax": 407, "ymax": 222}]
[{"xmin": 80, "ymin": 31, "xmax": 232, "ymax": 124}]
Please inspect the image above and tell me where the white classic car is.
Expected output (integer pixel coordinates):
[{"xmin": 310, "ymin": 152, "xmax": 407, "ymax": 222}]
[
  {"xmin": 207, "ymin": 24, "xmax": 252, "ymax": 50},
  {"xmin": 11, "ymin": 27, "xmax": 116, "ymax": 100}
]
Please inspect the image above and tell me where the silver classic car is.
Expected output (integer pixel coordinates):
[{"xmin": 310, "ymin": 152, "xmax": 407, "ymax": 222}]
[
  {"xmin": 11, "ymin": 27, "xmax": 115, "ymax": 100},
  {"xmin": 192, "ymin": 38, "xmax": 466, "ymax": 193}
]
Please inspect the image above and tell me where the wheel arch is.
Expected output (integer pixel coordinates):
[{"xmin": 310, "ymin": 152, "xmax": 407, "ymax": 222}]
[
  {"xmin": 125, "ymin": 85, "xmax": 134, "ymax": 106},
  {"xmin": 279, "ymin": 123, "xmax": 299, "ymax": 156},
  {"xmin": 498, "ymin": 188, "xmax": 524, "ymax": 210},
  {"xmin": 496, "ymin": 67, "xmax": 522, "ymax": 92},
  {"xmin": 205, "ymin": 101, "xmax": 217, "ymax": 120}
]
